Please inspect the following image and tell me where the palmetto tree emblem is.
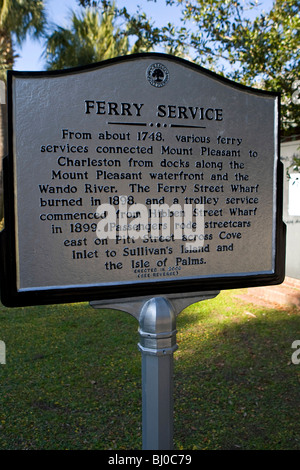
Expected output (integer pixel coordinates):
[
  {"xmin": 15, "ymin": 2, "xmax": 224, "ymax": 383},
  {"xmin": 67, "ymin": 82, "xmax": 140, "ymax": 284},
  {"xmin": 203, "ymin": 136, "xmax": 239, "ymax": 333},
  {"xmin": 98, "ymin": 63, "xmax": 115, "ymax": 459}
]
[
  {"xmin": 152, "ymin": 68, "xmax": 164, "ymax": 83},
  {"xmin": 147, "ymin": 63, "xmax": 169, "ymax": 87}
]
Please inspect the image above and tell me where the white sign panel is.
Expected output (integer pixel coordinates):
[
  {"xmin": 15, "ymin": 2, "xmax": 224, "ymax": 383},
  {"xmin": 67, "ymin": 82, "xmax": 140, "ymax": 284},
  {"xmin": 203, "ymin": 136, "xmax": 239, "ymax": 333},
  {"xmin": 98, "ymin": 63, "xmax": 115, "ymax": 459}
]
[{"xmin": 0, "ymin": 54, "xmax": 285, "ymax": 306}]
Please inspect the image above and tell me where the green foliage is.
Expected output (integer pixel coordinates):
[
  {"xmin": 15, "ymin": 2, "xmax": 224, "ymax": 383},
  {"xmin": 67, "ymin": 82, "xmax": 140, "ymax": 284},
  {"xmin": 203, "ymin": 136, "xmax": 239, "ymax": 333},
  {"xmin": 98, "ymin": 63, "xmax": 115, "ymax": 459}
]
[
  {"xmin": 0, "ymin": 0, "xmax": 46, "ymax": 42},
  {"xmin": 286, "ymin": 153, "xmax": 300, "ymax": 179},
  {"xmin": 45, "ymin": 5, "xmax": 129, "ymax": 70},
  {"xmin": 0, "ymin": 0, "xmax": 46, "ymax": 80},
  {"xmin": 118, "ymin": 5, "xmax": 160, "ymax": 54},
  {"xmin": 184, "ymin": 0, "xmax": 300, "ymax": 134},
  {"xmin": 118, "ymin": 0, "xmax": 300, "ymax": 134}
]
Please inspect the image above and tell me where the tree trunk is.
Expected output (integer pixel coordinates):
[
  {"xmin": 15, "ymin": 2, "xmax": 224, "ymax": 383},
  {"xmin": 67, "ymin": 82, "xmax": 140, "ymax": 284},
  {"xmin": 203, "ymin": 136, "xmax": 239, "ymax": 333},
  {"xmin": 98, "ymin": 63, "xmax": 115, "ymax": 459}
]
[
  {"xmin": 0, "ymin": 29, "xmax": 12, "ymax": 222},
  {"xmin": 0, "ymin": 81, "xmax": 7, "ymax": 221}
]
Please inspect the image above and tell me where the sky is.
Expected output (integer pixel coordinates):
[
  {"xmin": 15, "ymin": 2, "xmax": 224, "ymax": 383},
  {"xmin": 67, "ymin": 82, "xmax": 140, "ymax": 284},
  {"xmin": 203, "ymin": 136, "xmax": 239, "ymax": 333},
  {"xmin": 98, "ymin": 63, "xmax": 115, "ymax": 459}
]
[
  {"xmin": 14, "ymin": 0, "xmax": 274, "ymax": 72},
  {"xmin": 14, "ymin": 0, "xmax": 183, "ymax": 71}
]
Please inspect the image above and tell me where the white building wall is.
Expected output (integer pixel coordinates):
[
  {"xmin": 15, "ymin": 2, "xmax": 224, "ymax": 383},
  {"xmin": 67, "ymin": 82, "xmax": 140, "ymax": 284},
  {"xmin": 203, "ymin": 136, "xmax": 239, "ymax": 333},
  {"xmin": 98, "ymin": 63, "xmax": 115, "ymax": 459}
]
[{"xmin": 281, "ymin": 139, "xmax": 300, "ymax": 279}]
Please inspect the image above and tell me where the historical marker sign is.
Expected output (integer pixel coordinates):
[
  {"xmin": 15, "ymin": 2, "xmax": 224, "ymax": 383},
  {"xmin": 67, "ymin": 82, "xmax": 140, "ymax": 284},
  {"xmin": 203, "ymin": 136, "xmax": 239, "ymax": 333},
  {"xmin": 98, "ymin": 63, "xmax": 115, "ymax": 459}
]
[{"xmin": 0, "ymin": 53, "xmax": 285, "ymax": 307}]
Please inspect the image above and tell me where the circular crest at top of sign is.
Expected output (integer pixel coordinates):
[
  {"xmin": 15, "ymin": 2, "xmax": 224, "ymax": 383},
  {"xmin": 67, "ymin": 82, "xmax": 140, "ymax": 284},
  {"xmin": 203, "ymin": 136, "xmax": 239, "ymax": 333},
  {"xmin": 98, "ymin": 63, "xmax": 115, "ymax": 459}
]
[{"xmin": 146, "ymin": 63, "xmax": 169, "ymax": 87}]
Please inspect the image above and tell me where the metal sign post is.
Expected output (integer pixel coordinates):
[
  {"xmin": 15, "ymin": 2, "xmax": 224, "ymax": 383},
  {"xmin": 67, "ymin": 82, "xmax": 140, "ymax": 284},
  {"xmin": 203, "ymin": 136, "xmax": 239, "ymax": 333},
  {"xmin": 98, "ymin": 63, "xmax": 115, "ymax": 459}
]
[
  {"xmin": 138, "ymin": 297, "xmax": 177, "ymax": 450},
  {"xmin": 91, "ymin": 290, "xmax": 219, "ymax": 450}
]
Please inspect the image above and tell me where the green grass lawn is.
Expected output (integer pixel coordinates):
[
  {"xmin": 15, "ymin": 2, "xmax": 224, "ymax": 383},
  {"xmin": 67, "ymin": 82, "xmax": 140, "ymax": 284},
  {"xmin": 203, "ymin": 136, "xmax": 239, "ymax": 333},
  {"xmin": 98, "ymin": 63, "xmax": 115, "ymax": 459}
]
[{"xmin": 0, "ymin": 289, "xmax": 299, "ymax": 450}]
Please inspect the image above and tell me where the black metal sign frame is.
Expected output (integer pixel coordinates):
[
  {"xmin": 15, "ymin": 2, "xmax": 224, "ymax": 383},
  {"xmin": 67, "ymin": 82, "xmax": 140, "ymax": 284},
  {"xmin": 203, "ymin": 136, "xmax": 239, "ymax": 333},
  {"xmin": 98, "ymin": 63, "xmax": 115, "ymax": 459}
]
[{"xmin": 0, "ymin": 53, "xmax": 285, "ymax": 307}]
